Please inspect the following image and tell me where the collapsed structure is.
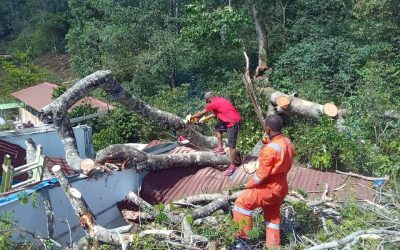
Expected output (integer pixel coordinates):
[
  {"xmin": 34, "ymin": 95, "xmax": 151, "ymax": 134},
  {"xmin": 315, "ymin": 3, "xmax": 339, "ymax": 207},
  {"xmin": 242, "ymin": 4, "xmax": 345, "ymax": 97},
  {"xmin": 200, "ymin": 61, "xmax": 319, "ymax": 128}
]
[{"xmin": 0, "ymin": 70, "xmax": 391, "ymax": 249}]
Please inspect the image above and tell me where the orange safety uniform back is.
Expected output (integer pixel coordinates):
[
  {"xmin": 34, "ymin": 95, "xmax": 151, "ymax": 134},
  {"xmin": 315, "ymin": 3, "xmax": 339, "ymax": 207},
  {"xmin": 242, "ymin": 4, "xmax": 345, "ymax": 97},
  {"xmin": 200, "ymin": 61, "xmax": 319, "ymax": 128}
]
[
  {"xmin": 232, "ymin": 134, "xmax": 295, "ymax": 248},
  {"xmin": 246, "ymin": 134, "xmax": 295, "ymax": 192}
]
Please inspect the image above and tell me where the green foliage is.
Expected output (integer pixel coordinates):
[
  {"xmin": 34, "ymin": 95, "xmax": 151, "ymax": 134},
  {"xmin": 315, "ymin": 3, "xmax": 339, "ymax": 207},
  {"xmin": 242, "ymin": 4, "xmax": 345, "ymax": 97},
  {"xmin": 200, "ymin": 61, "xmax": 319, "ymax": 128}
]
[
  {"xmin": 154, "ymin": 203, "xmax": 168, "ymax": 225},
  {"xmin": 17, "ymin": 191, "xmax": 37, "ymax": 208},
  {"xmin": 17, "ymin": 191, "xmax": 29, "ymax": 205},
  {"xmin": 182, "ymin": 2, "xmax": 250, "ymax": 47},
  {"xmin": 0, "ymin": 0, "xmax": 70, "ymax": 57},
  {"xmin": 92, "ymin": 108, "xmax": 157, "ymax": 151},
  {"xmin": 0, "ymin": 54, "xmax": 49, "ymax": 102},
  {"xmin": 194, "ymin": 213, "xmax": 240, "ymax": 246},
  {"xmin": 0, "ymin": 123, "xmax": 15, "ymax": 132},
  {"xmin": 0, "ymin": 212, "xmax": 15, "ymax": 250},
  {"xmin": 52, "ymin": 85, "xmax": 67, "ymax": 99},
  {"xmin": 69, "ymin": 103, "xmax": 98, "ymax": 119}
]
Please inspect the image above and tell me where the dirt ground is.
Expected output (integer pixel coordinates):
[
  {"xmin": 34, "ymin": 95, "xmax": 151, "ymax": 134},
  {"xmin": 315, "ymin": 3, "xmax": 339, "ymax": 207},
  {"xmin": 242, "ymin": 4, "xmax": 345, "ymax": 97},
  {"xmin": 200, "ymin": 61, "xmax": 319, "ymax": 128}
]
[{"xmin": 33, "ymin": 53, "xmax": 74, "ymax": 81}]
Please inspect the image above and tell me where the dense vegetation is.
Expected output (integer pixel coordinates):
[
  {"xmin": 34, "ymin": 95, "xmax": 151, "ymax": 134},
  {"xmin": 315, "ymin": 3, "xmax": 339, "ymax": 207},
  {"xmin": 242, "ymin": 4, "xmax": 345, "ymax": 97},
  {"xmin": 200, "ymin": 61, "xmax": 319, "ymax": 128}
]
[
  {"xmin": 0, "ymin": 0, "xmax": 399, "ymax": 248},
  {"xmin": 1, "ymin": 0, "xmax": 398, "ymax": 177}
]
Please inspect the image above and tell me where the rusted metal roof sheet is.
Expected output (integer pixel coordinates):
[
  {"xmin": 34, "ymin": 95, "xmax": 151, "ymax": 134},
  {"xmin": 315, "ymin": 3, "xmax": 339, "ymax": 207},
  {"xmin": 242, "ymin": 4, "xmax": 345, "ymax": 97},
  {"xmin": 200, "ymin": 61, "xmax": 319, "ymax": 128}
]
[
  {"xmin": 46, "ymin": 157, "xmax": 76, "ymax": 177},
  {"xmin": 70, "ymin": 96, "xmax": 114, "ymax": 112},
  {"xmin": 287, "ymin": 167, "xmax": 375, "ymax": 201},
  {"xmin": 11, "ymin": 82, "xmax": 114, "ymax": 112},
  {"xmin": 0, "ymin": 139, "xmax": 26, "ymax": 167},
  {"xmin": 0, "ymin": 139, "xmax": 28, "ymax": 181},
  {"xmin": 140, "ymin": 140, "xmax": 376, "ymax": 204}
]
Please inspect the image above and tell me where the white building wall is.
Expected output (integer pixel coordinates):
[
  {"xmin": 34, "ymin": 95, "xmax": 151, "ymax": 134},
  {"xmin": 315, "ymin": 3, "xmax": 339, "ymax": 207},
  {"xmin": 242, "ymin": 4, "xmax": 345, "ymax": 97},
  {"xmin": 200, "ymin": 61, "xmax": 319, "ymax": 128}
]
[
  {"xmin": 18, "ymin": 107, "xmax": 43, "ymax": 126},
  {"xmin": 0, "ymin": 125, "xmax": 93, "ymax": 159},
  {"xmin": 0, "ymin": 168, "xmax": 145, "ymax": 245}
]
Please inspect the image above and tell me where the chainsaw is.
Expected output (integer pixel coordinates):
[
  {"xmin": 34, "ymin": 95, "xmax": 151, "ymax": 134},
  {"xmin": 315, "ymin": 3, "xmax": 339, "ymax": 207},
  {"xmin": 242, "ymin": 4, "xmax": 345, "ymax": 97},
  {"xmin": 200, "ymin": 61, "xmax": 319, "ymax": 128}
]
[{"xmin": 184, "ymin": 114, "xmax": 207, "ymax": 125}]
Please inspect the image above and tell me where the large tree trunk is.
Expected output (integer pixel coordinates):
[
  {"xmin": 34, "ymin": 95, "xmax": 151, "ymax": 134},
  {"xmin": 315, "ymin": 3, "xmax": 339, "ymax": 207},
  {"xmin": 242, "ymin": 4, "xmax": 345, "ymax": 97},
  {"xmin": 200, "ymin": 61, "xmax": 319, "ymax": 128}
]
[
  {"xmin": 40, "ymin": 70, "xmax": 218, "ymax": 172},
  {"xmin": 95, "ymin": 144, "xmax": 230, "ymax": 172}
]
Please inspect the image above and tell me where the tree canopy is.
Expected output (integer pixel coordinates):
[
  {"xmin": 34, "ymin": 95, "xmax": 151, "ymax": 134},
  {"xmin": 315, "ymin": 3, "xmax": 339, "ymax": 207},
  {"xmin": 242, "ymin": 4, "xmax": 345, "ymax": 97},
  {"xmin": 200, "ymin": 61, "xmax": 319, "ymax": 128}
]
[{"xmin": 1, "ymin": 0, "xmax": 399, "ymax": 177}]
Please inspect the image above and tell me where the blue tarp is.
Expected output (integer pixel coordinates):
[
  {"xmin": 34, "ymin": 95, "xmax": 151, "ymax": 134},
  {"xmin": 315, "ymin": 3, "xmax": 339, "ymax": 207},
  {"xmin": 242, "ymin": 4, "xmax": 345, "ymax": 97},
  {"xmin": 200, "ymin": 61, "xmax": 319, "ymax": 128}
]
[{"xmin": 0, "ymin": 175, "xmax": 80, "ymax": 207}]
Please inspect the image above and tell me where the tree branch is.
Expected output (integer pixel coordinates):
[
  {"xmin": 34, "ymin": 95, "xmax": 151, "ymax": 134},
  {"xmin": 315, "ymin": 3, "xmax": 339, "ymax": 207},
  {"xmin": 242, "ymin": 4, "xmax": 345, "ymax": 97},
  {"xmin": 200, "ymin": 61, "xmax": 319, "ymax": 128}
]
[
  {"xmin": 243, "ymin": 51, "xmax": 268, "ymax": 131},
  {"xmin": 40, "ymin": 71, "xmax": 218, "ymax": 172},
  {"xmin": 95, "ymin": 144, "xmax": 230, "ymax": 172},
  {"xmin": 305, "ymin": 229, "xmax": 400, "ymax": 250}
]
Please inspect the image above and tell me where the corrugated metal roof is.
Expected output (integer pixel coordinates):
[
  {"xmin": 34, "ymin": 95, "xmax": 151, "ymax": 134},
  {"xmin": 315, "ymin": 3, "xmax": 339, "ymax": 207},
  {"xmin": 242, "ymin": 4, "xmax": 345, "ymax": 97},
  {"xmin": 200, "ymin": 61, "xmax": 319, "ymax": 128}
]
[
  {"xmin": 46, "ymin": 157, "xmax": 76, "ymax": 177},
  {"xmin": 0, "ymin": 139, "xmax": 28, "ymax": 181},
  {"xmin": 10, "ymin": 82, "xmax": 114, "ymax": 112},
  {"xmin": 0, "ymin": 139, "xmax": 75, "ymax": 180},
  {"xmin": 287, "ymin": 167, "xmax": 374, "ymax": 201},
  {"xmin": 140, "ymin": 140, "xmax": 375, "ymax": 204},
  {"xmin": 0, "ymin": 139, "xmax": 26, "ymax": 167}
]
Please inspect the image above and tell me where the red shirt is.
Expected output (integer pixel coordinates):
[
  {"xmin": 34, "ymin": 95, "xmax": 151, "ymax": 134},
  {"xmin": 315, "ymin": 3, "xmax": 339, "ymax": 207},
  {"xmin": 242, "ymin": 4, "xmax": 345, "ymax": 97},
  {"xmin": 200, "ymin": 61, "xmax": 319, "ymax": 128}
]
[{"xmin": 205, "ymin": 96, "xmax": 241, "ymax": 127}]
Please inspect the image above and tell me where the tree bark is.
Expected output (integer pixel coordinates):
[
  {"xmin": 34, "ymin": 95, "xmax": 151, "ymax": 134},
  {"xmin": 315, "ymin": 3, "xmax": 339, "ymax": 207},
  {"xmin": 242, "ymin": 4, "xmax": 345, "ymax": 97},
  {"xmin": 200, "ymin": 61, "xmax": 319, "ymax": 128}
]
[
  {"xmin": 40, "ymin": 70, "xmax": 218, "ymax": 172},
  {"xmin": 95, "ymin": 144, "xmax": 230, "ymax": 172},
  {"xmin": 383, "ymin": 111, "xmax": 400, "ymax": 120},
  {"xmin": 242, "ymin": 52, "xmax": 268, "ymax": 131},
  {"xmin": 305, "ymin": 229, "xmax": 400, "ymax": 250},
  {"xmin": 51, "ymin": 165, "xmax": 96, "ymax": 232},
  {"xmin": 248, "ymin": 0, "xmax": 268, "ymax": 69}
]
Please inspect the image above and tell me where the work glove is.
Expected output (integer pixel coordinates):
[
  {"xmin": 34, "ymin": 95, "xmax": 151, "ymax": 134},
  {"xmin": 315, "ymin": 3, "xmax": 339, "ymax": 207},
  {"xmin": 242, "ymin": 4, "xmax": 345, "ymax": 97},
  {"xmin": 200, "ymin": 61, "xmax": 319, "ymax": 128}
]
[{"xmin": 184, "ymin": 114, "xmax": 192, "ymax": 124}]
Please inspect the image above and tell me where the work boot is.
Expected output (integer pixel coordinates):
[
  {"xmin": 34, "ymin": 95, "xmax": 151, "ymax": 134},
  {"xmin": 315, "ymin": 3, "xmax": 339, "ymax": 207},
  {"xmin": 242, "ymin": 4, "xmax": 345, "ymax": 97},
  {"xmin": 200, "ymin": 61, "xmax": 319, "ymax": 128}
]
[
  {"xmin": 229, "ymin": 238, "xmax": 251, "ymax": 250},
  {"xmin": 224, "ymin": 164, "xmax": 237, "ymax": 176},
  {"xmin": 213, "ymin": 146, "xmax": 226, "ymax": 155}
]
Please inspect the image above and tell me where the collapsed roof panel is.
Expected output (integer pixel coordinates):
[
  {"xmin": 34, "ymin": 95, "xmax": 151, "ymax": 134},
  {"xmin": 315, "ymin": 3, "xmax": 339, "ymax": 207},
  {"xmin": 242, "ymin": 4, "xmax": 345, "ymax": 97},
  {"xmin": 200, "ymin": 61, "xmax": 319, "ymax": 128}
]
[{"xmin": 139, "ymin": 140, "xmax": 376, "ymax": 204}]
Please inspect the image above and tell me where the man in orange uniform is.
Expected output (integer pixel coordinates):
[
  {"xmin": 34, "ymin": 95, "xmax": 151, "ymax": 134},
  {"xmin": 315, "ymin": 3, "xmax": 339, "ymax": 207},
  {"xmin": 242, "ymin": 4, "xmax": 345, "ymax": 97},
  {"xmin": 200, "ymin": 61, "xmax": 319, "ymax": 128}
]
[{"xmin": 231, "ymin": 114, "xmax": 295, "ymax": 249}]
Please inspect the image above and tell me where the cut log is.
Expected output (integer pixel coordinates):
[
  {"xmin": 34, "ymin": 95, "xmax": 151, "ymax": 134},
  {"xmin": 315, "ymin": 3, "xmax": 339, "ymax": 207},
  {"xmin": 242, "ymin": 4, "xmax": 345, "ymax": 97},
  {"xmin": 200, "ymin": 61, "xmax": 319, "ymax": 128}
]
[
  {"xmin": 80, "ymin": 158, "xmax": 96, "ymax": 174},
  {"xmin": 260, "ymin": 87, "xmax": 342, "ymax": 119},
  {"xmin": 276, "ymin": 96, "xmax": 291, "ymax": 109},
  {"xmin": 52, "ymin": 165, "xmax": 96, "ymax": 231}
]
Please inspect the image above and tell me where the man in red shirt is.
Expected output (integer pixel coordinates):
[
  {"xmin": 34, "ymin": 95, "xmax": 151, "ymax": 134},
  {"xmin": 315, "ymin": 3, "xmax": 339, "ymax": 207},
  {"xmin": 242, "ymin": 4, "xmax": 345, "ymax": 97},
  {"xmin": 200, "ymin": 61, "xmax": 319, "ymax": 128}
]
[{"xmin": 191, "ymin": 92, "xmax": 241, "ymax": 176}]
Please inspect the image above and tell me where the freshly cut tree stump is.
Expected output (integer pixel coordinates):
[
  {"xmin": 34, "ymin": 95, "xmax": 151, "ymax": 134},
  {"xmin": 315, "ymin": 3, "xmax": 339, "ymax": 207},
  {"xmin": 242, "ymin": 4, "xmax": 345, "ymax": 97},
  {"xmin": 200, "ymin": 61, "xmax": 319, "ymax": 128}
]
[
  {"xmin": 276, "ymin": 96, "xmax": 291, "ymax": 109},
  {"xmin": 323, "ymin": 103, "xmax": 339, "ymax": 117}
]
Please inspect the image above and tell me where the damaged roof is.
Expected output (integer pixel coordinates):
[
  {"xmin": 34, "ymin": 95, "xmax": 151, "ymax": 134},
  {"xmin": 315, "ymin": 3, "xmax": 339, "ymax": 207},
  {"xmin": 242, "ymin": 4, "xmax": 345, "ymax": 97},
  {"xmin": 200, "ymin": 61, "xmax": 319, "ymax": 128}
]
[
  {"xmin": 0, "ymin": 139, "xmax": 26, "ymax": 167},
  {"xmin": 140, "ymin": 140, "xmax": 377, "ymax": 204}
]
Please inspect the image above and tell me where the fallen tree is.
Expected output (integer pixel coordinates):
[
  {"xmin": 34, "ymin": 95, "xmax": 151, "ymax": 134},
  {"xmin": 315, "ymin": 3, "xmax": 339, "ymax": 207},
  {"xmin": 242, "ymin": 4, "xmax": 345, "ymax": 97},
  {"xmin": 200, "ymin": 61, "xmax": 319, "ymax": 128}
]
[
  {"xmin": 40, "ymin": 70, "xmax": 220, "ymax": 172},
  {"xmin": 40, "ymin": 69, "xmax": 399, "ymax": 249},
  {"xmin": 41, "ymin": 69, "xmax": 351, "ymax": 172}
]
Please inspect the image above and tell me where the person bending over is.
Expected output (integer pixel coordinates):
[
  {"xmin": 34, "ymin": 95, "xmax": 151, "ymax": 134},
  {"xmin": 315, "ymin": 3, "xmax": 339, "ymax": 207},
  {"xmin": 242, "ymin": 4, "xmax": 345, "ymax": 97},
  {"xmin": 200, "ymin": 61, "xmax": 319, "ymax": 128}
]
[{"xmin": 191, "ymin": 91, "xmax": 241, "ymax": 176}]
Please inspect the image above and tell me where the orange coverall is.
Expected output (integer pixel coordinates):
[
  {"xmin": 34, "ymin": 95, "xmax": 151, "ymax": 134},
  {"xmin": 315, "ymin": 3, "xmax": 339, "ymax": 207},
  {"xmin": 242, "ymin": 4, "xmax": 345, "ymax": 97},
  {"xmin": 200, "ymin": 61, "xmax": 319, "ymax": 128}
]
[{"xmin": 232, "ymin": 134, "xmax": 295, "ymax": 248}]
